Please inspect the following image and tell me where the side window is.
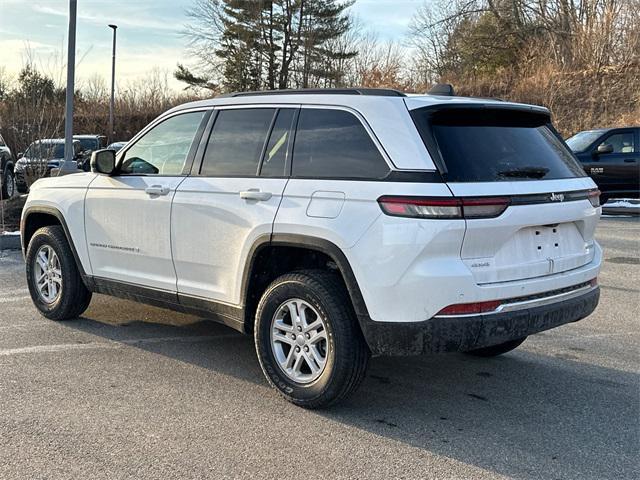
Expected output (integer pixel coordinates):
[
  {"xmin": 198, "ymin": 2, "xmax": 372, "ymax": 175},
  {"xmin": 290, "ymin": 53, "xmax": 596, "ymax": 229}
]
[
  {"xmin": 260, "ymin": 109, "xmax": 296, "ymax": 177},
  {"xmin": 200, "ymin": 108, "xmax": 275, "ymax": 176},
  {"xmin": 599, "ymin": 132, "xmax": 635, "ymax": 154},
  {"xmin": 121, "ymin": 111, "xmax": 206, "ymax": 175},
  {"xmin": 292, "ymin": 108, "xmax": 389, "ymax": 179}
]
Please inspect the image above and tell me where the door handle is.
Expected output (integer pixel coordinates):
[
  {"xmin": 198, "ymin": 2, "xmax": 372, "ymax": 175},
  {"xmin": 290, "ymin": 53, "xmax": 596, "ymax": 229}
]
[
  {"xmin": 624, "ymin": 159, "xmax": 636, "ymax": 163},
  {"xmin": 145, "ymin": 185, "xmax": 170, "ymax": 196},
  {"xmin": 239, "ymin": 189, "xmax": 272, "ymax": 201}
]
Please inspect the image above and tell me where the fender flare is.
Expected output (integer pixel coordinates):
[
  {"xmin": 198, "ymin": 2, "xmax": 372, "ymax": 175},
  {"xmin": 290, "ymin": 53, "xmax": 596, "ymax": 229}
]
[
  {"xmin": 241, "ymin": 233, "xmax": 370, "ymax": 321},
  {"xmin": 21, "ymin": 205, "xmax": 92, "ymax": 287}
]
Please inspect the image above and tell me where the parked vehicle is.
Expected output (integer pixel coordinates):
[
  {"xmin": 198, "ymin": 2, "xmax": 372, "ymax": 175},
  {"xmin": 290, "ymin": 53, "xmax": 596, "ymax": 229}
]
[
  {"xmin": 21, "ymin": 87, "xmax": 602, "ymax": 408},
  {"xmin": 74, "ymin": 134, "xmax": 107, "ymax": 152},
  {"xmin": 0, "ymin": 132, "xmax": 15, "ymax": 199},
  {"xmin": 106, "ymin": 141, "xmax": 127, "ymax": 152},
  {"xmin": 566, "ymin": 127, "xmax": 639, "ymax": 203},
  {"xmin": 74, "ymin": 135, "xmax": 107, "ymax": 171},
  {"xmin": 15, "ymin": 139, "xmax": 83, "ymax": 193}
]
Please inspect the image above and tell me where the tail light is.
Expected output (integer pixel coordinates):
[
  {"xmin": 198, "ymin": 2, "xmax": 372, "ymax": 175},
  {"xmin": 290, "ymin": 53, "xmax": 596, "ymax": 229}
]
[
  {"xmin": 377, "ymin": 196, "xmax": 509, "ymax": 219},
  {"xmin": 587, "ymin": 189, "xmax": 600, "ymax": 208}
]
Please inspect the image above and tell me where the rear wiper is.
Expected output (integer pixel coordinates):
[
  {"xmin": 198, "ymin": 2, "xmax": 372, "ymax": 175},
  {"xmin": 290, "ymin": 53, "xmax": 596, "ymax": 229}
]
[{"xmin": 497, "ymin": 167, "xmax": 549, "ymax": 179}]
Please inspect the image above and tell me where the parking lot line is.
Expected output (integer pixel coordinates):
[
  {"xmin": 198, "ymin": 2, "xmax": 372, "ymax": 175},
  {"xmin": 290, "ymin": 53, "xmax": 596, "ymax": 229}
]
[{"xmin": 0, "ymin": 333, "xmax": 242, "ymax": 357}]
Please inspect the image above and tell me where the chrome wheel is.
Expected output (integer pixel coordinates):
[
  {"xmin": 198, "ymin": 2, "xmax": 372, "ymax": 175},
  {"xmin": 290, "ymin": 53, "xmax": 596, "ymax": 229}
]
[
  {"xmin": 33, "ymin": 245, "xmax": 62, "ymax": 304},
  {"xmin": 270, "ymin": 298, "xmax": 329, "ymax": 384}
]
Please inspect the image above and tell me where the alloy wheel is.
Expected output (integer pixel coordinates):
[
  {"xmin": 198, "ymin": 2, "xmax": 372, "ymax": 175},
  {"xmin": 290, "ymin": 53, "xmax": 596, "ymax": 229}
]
[
  {"xmin": 270, "ymin": 298, "xmax": 329, "ymax": 384},
  {"xmin": 33, "ymin": 245, "xmax": 62, "ymax": 304}
]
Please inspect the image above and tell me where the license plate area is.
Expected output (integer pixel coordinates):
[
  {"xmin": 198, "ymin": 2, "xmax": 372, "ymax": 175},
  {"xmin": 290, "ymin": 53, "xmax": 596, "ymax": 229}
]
[{"xmin": 532, "ymin": 225, "xmax": 562, "ymax": 259}]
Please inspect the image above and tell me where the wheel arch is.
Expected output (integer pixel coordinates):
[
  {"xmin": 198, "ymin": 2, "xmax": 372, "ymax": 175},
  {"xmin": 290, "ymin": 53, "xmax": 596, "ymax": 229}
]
[
  {"xmin": 241, "ymin": 234, "xmax": 370, "ymax": 334},
  {"xmin": 21, "ymin": 206, "xmax": 92, "ymax": 287}
]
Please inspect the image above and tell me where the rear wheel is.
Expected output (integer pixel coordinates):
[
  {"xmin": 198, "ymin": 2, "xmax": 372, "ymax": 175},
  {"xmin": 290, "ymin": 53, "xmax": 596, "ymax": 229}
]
[
  {"xmin": 254, "ymin": 270, "xmax": 370, "ymax": 409},
  {"xmin": 25, "ymin": 225, "xmax": 92, "ymax": 320},
  {"xmin": 465, "ymin": 337, "xmax": 527, "ymax": 357}
]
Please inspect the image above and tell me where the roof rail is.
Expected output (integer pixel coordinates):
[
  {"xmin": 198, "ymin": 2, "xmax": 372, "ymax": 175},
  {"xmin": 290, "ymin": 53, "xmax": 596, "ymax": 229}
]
[
  {"xmin": 428, "ymin": 83, "xmax": 455, "ymax": 96},
  {"xmin": 218, "ymin": 88, "xmax": 407, "ymax": 98}
]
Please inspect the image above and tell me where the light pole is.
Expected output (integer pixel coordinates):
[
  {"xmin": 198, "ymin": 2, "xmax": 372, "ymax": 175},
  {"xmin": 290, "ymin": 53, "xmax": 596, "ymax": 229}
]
[
  {"xmin": 61, "ymin": 0, "xmax": 77, "ymax": 173},
  {"xmin": 108, "ymin": 24, "xmax": 117, "ymax": 142}
]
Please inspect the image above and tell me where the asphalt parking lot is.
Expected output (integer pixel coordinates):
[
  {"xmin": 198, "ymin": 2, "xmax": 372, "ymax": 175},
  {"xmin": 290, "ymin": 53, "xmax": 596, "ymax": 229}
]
[{"xmin": 0, "ymin": 217, "xmax": 638, "ymax": 479}]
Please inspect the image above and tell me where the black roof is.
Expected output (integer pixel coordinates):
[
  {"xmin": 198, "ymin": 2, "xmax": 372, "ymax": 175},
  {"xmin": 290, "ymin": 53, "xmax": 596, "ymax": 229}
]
[{"xmin": 219, "ymin": 88, "xmax": 407, "ymax": 98}]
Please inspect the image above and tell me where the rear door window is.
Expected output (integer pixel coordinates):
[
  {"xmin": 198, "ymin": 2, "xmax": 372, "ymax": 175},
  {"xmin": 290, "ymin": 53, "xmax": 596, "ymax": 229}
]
[
  {"xmin": 292, "ymin": 108, "xmax": 389, "ymax": 179},
  {"xmin": 260, "ymin": 108, "xmax": 296, "ymax": 177},
  {"xmin": 412, "ymin": 107, "xmax": 586, "ymax": 182},
  {"xmin": 201, "ymin": 108, "xmax": 275, "ymax": 176}
]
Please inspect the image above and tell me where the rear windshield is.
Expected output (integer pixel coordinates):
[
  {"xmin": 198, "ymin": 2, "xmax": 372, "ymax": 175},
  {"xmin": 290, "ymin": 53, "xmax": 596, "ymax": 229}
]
[{"xmin": 412, "ymin": 107, "xmax": 586, "ymax": 182}]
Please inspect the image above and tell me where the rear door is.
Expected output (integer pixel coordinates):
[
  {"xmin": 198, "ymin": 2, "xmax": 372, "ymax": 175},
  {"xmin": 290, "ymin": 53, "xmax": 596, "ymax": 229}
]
[
  {"xmin": 171, "ymin": 106, "xmax": 295, "ymax": 304},
  {"xmin": 411, "ymin": 106, "xmax": 600, "ymax": 285}
]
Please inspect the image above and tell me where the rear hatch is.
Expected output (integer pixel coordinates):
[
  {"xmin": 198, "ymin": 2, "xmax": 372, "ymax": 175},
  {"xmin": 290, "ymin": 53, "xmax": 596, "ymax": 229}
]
[{"xmin": 411, "ymin": 105, "xmax": 599, "ymax": 284}]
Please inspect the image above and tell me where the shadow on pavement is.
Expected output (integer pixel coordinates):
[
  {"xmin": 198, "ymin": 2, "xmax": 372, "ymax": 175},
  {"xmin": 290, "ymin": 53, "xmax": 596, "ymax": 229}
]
[{"xmin": 65, "ymin": 303, "xmax": 638, "ymax": 480}]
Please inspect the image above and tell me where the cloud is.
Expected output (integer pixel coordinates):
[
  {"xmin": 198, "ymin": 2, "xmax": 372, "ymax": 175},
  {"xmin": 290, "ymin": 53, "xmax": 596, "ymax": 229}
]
[{"xmin": 33, "ymin": 4, "xmax": 181, "ymax": 33}]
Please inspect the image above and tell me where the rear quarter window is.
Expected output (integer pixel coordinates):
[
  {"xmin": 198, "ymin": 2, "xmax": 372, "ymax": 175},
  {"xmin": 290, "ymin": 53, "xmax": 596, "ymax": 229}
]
[
  {"xmin": 292, "ymin": 108, "xmax": 389, "ymax": 179},
  {"xmin": 412, "ymin": 107, "xmax": 586, "ymax": 182}
]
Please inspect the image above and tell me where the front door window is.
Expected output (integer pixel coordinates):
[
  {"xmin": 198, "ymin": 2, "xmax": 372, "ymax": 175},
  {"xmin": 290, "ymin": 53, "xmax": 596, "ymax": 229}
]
[{"xmin": 121, "ymin": 111, "xmax": 206, "ymax": 175}]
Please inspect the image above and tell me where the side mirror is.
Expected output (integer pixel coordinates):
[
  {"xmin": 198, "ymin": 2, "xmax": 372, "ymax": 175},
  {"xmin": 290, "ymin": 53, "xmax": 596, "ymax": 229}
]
[
  {"xmin": 17, "ymin": 152, "xmax": 23, "ymax": 159},
  {"xmin": 596, "ymin": 143, "xmax": 614, "ymax": 155},
  {"xmin": 91, "ymin": 149, "xmax": 116, "ymax": 175}
]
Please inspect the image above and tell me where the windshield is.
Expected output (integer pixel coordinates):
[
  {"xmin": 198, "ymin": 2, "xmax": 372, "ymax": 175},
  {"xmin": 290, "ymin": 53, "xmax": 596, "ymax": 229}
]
[
  {"xmin": 565, "ymin": 130, "xmax": 603, "ymax": 152},
  {"xmin": 412, "ymin": 107, "xmax": 586, "ymax": 182},
  {"xmin": 26, "ymin": 143, "xmax": 65, "ymax": 160},
  {"xmin": 45, "ymin": 144, "xmax": 65, "ymax": 159}
]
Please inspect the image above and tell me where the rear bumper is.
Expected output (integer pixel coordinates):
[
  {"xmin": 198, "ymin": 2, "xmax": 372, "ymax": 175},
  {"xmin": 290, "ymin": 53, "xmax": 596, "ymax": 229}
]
[{"xmin": 359, "ymin": 286, "xmax": 599, "ymax": 356}]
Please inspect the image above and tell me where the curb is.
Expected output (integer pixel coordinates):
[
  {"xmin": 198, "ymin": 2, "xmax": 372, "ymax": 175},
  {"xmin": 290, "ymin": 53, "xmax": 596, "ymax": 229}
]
[{"xmin": 0, "ymin": 234, "xmax": 21, "ymax": 251}]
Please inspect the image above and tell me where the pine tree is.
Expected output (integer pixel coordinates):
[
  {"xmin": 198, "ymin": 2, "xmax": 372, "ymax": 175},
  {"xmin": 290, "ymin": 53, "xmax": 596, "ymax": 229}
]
[{"xmin": 178, "ymin": 0, "xmax": 357, "ymax": 92}]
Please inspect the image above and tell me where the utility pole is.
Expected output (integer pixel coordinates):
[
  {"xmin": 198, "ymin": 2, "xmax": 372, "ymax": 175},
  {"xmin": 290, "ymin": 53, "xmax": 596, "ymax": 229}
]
[
  {"xmin": 108, "ymin": 24, "xmax": 117, "ymax": 142},
  {"xmin": 61, "ymin": 0, "xmax": 77, "ymax": 173}
]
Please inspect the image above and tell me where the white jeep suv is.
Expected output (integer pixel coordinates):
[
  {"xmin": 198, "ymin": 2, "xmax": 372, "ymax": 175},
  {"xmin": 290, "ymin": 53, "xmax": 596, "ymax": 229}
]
[{"xmin": 21, "ymin": 88, "xmax": 602, "ymax": 408}]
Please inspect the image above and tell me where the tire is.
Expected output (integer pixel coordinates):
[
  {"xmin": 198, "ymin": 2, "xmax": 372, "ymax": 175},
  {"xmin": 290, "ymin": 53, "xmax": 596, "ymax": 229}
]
[
  {"xmin": 1, "ymin": 168, "xmax": 15, "ymax": 199},
  {"xmin": 25, "ymin": 225, "xmax": 92, "ymax": 321},
  {"xmin": 465, "ymin": 337, "xmax": 527, "ymax": 357},
  {"xmin": 254, "ymin": 270, "xmax": 370, "ymax": 409},
  {"xmin": 16, "ymin": 181, "xmax": 28, "ymax": 194}
]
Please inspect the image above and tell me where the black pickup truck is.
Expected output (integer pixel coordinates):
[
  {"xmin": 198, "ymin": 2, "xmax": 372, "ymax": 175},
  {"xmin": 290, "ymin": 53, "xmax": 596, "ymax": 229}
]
[{"xmin": 566, "ymin": 127, "xmax": 640, "ymax": 203}]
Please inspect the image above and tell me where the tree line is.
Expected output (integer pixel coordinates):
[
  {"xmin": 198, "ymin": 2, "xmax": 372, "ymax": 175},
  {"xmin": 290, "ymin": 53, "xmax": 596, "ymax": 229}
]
[{"xmin": 1, "ymin": 0, "xmax": 637, "ymax": 158}]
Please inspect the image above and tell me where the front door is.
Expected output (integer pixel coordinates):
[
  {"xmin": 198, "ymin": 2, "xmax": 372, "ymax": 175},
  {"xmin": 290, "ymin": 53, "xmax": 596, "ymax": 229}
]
[
  {"xmin": 172, "ymin": 107, "xmax": 296, "ymax": 305},
  {"xmin": 586, "ymin": 130, "xmax": 638, "ymax": 194},
  {"xmin": 84, "ymin": 110, "xmax": 208, "ymax": 291}
]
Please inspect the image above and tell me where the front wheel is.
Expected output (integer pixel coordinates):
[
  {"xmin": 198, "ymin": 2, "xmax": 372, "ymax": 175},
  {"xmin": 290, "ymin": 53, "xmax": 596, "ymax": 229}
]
[
  {"xmin": 25, "ymin": 225, "xmax": 92, "ymax": 320},
  {"xmin": 16, "ymin": 180, "xmax": 28, "ymax": 194},
  {"xmin": 465, "ymin": 337, "xmax": 527, "ymax": 357},
  {"xmin": 254, "ymin": 270, "xmax": 370, "ymax": 409},
  {"xmin": 1, "ymin": 168, "xmax": 15, "ymax": 199}
]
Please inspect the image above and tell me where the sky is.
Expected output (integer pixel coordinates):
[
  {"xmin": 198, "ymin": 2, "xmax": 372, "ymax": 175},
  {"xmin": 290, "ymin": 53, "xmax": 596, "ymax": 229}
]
[{"xmin": 0, "ymin": 0, "xmax": 425, "ymax": 91}]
